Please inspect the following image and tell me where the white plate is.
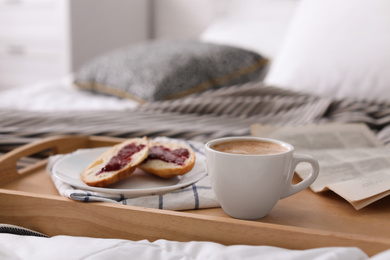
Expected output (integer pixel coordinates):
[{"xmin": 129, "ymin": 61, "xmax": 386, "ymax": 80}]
[{"xmin": 53, "ymin": 147, "xmax": 206, "ymax": 197}]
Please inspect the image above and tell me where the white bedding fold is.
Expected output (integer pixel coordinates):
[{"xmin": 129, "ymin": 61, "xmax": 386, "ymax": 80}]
[
  {"xmin": 0, "ymin": 76, "xmax": 139, "ymax": 112},
  {"xmin": 0, "ymin": 234, "xmax": 371, "ymax": 260}
]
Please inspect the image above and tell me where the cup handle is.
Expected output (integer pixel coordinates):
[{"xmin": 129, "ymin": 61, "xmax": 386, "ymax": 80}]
[{"xmin": 280, "ymin": 154, "xmax": 320, "ymax": 199}]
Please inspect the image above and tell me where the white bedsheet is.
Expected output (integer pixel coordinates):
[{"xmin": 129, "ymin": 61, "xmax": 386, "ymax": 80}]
[
  {"xmin": 0, "ymin": 76, "xmax": 139, "ymax": 112},
  {"xmin": 1, "ymin": 234, "xmax": 381, "ymax": 260}
]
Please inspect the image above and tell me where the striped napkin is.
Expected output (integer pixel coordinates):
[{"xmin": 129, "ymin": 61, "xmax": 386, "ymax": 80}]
[{"xmin": 46, "ymin": 137, "xmax": 220, "ymax": 211}]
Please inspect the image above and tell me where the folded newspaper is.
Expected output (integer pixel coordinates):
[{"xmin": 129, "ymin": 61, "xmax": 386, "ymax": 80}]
[{"xmin": 251, "ymin": 123, "xmax": 389, "ymax": 210}]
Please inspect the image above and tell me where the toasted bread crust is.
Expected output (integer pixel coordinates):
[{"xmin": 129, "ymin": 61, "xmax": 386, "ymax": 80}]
[
  {"xmin": 81, "ymin": 137, "xmax": 149, "ymax": 187},
  {"xmin": 139, "ymin": 141, "xmax": 196, "ymax": 178}
]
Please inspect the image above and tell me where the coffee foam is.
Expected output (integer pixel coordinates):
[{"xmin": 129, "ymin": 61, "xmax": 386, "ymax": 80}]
[{"xmin": 211, "ymin": 140, "xmax": 288, "ymax": 155}]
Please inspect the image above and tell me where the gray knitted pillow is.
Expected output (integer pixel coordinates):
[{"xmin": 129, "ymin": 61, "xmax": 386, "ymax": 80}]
[{"xmin": 75, "ymin": 40, "xmax": 268, "ymax": 103}]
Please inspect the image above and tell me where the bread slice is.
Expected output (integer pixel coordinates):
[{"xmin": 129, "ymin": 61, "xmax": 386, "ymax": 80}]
[
  {"xmin": 81, "ymin": 137, "xmax": 149, "ymax": 187},
  {"xmin": 139, "ymin": 141, "xmax": 196, "ymax": 178}
]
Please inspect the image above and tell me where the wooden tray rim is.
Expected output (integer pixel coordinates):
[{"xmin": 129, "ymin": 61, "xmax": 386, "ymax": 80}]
[{"xmin": 1, "ymin": 135, "xmax": 390, "ymax": 256}]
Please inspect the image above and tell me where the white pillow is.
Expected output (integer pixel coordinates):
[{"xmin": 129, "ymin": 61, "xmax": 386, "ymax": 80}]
[
  {"xmin": 264, "ymin": 0, "xmax": 390, "ymax": 102},
  {"xmin": 200, "ymin": 0, "xmax": 298, "ymax": 59}
]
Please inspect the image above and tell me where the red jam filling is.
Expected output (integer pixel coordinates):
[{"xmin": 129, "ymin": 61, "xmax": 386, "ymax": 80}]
[
  {"xmin": 97, "ymin": 143, "xmax": 145, "ymax": 175},
  {"xmin": 147, "ymin": 145, "xmax": 190, "ymax": 165}
]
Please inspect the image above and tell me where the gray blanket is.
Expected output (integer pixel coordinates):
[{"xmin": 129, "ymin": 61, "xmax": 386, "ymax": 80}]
[{"xmin": 1, "ymin": 82, "xmax": 390, "ymax": 154}]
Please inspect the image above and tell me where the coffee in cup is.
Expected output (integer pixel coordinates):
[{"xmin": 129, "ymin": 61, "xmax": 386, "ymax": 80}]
[
  {"xmin": 210, "ymin": 140, "xmax": 289, "ymax": 155},
  {"xmin": 205, "ymin": 136, "xmax": 319, "ymax": 220}
]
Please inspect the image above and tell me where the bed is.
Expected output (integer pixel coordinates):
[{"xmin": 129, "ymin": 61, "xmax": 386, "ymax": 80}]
[{"xmin": 1, "ymin": 0, "xmax": 390, "ymax": 259}]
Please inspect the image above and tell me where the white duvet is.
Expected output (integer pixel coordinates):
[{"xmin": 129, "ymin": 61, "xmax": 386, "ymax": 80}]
[
  {"xmin": 0, "ymin": 76, "xmax": 139, "ymax": 112},
  {"xmin": 1, "ymin": 234, "xmax": 390, "ymax": 260}
]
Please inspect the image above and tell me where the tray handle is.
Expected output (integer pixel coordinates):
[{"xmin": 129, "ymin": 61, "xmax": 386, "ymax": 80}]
[{"xmin": 0, "ymin": 135, "xmax": 90, "ymax": 185}]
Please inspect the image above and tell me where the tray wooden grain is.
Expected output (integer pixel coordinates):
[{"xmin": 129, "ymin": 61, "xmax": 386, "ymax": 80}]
[{"xmin": 0, "ymin": 135, "xmax": 389, "ymax": 256}]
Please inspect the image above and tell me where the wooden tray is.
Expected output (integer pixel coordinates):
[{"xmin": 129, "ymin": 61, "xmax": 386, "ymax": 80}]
[{"xmin": 1, "ymin": 135, "xmax": 389, "ymax": 256}]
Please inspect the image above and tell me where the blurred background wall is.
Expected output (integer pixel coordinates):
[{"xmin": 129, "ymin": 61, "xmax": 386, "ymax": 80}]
[{"xmin": 0, "ymin": 0, "xmax": 225, "ymax": 90}]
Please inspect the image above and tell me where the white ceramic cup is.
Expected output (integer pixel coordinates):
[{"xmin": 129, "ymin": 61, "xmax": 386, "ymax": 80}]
[{"xmin": 205, "ymin": 136, "xmax": 319, "ymax": 220}]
